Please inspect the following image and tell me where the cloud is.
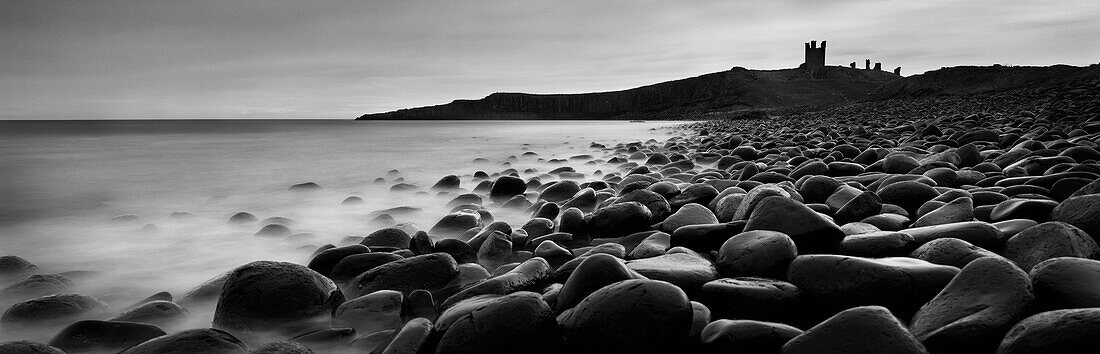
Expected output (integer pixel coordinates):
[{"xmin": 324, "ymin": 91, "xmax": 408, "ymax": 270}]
[{"xmin": 1, "ymin": 0, "xmax": 1098, "ymax": 118}]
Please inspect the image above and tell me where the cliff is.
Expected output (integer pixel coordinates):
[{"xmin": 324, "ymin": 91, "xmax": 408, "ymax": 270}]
[
  {"xmin": 871, "ymin": 64, "xmax": 1100, "ymax": 100},
  {"xmin": 357, "ymin": 66, "xmax": 901, "ymax": 120}
]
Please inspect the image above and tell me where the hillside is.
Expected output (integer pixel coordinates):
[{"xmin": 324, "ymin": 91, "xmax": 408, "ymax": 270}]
[
  {"xmin": 357, "ymin": 66, "xmax": 900, "ymax": 120},
  {"xmin": 871, "ymin": 64, "xmax": 1100, "ymax": 100}
]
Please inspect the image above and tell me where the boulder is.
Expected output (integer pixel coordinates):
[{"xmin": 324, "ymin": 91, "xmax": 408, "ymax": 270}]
[
  {"xmin": 997, "ymin": 308, "xmax": 1100, "ymax": 354},
  {"xmin": 558, "ymin": 279, "xmax": 693, "ymax": 354},
  {"xmin": 330, "ymin": 252, "xmax": 405, "ymax": 283},
  {"xmin": 120, "ymin": 328, "xmax": 247, "ymax": 354},
  {"xmin": 345, "ymin": 253, "xmax": 460, "ymax": 300},
  {"xmin": 788, "ymin": 255, "xmax": 959, "ymax": 318},
  {"xmin": 657, "ymin": 203, "xmax": 719, "ymax": 233},
  {"xmin": 109, "ymin": 300, "xmax": 189, "ymax": 328},
  {"xmin": 489, "ymin": 176, "xmax": 527, "ymax": 202},
  {"xmin": 626, "ymin": 252, "xmax": 717, "ymax": 294},
  {"xmin": 429, "ymin": 211, "xmax": 482, "ymax": 238},
  {"xmin": 1004, "ymin": 221, "xmax": 1100, "ymax": 271},
  {"xmin": 441, "ymin": 257, "xmax": 553, "ymax": 309},
  {"xmin": 556, "ymin": 254, "xmax": 643, "ymax": 311},
  {"xmin": 1029, "ymin": 257, "xmax": 1100, "ymax": 311},
  {"xmin": 782, "ymin": 306, "xmax": 927, "ymax": 354},
  {"xmin": 699, "ymin": 277, "xmax": 800, "ymax": 324},
  {"xmin": 307, "ymin": 244, "xmax": 370, "ymax": 278},
  {"xmin": 699, "ymin": 319, "xmax": 802, "ymax": 354},
  {"xmin": 1, "ymin": 294, "xmax": 107, "ymax": 328},
  {"xmin": 743, "ymin": 196, "xmax": 844, "ymax": 254},
  {"xmin": 837, "ymin": 231, "xmax": 917, "ymax": 257},
  {"xmin": 615, "ymin": 189, "xmax": 672, "ymax": 221},
  {"xmin": 879, "ymin": 180, "xmax": 940, "ymax": 215},
  {"xmin": 0, "ymin": 341, "xmax": 65, "ymax": 354},
  {"xmin": 540, "ymin": 181, "xmax": 581, "ymax": 202},
  {"xmin": 436, "ymin": 292, "xmax": 561, "ymax": 354},
  {"xmin": 213, "ymin": 261, "xmax": 341, "ymax": 335},
  {"xmin": 588, "ymin": 201, "xmax": 652, "ymax": 238},
  {"xmin": 716, "ymin": 230, "xmax": 797, "ymax": 279},
  {"xmin": 902, "ymin": 221, "xmax": 1004, "ymax": 249},
  {"xmin": 250, "ymin": 341, "xmax": 312, "ymax": 354},
  {"xmin": 361, "ymin": 228, "xmax": 412, "ymax": 249},
  {"xmin": 1052, "ymin": 194, "xmax": 1100, "ymax": 243},
  {"xmin": 909, "ymin": 237, "xmax": 1002, "ymax": 268},
  {"xmin": 910, "ymin": 257, "xmax": 1035, "ymax": 353},
  {"xmin": 334, "ymin": 290, "xmax": 404, "ymax": 335},
  {"xmin": 911, "ymin": 197, "xmax": 974, "ymax": 228},
  {"xmin": 48, "ymin": 320, "xmax": 166, "ymax": 354}
]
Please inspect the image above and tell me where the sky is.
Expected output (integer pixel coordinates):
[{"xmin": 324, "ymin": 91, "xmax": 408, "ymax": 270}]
[{"xmin": 1, "ymin": 0, "xmax": 1097, "ymax": 119}]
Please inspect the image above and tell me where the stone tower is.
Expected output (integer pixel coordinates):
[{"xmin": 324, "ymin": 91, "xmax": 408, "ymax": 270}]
[{"xmin": 804, "ymin": 40, "xmax": 826, "ymax": 71}]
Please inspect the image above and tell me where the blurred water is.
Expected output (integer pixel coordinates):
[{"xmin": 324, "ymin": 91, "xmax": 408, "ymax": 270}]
[{"xmin": 0, "ymin": 119, "xmax": 679, "ymax": 342}]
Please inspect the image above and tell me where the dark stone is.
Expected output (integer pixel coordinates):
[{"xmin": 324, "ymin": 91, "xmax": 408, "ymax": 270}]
[
  {"xmin": 489, "ymin": 176, "xmax": 527, "ymax": 202},
  {"xmin": 837, "ymin": 231, "xmax": 917, "ymax": 257},
  {"xmin": 307, "ymin": 244, "xmax": 370, "ymax": 278},
  {"xmin": 287, "ymin": 327, "xmax": 356, "ymax": 351},
  {"xmin": 434, "ymin": 239, "xmax": 478, "ymax": 264},
  {"xmin": 0, "ymin": 341, "xmax": 65, "ymax": 354},
  {"xmin": 378, "ymin": 317, "xmax": 432, "ymax": 354},
  {"xmin": 909, "ymin": 237, "xmax": 1003, "ymax": 268},
  {"xmin": 213, "ymin": 261, "xmax": 342, "ymax": 335},
  {"xmin": 0, "ymin": 274, "xmax": 73, "ymax": 301},
  {"xmin": 361, "ymin": 228, "xmax": 411, "ymax": 249},
  {"xmin": 431, "ymin": 175, "xmax": 461, "ymax": 191},
  {"xmin": 346, "ymin": 253, "xmax": 460, "ymax": 300},
  {"xmin": 556, "ymin": 254, "xmax": 642, "ymax": 311},
  {"xmin": 627, "ymin": 251, "xmax": 717, "ymax": 294},
  {"xmin": 910, "ymin": 257, "xmax": 1035, "ymax": 353},
  {"xmin": 1, "ymin": 294, "xmax": 107, "ymax": 328},
  {"xmin": 699, "ymin": 277, "xmax": 800, "ymax": 323},
  {"xmin": 670, "ymin": 222, "xmax": 742, "ymax": 253},
  {"xmin": 902, "ymin": 221, "xmax": 1004, "ymax": 249},
  {"xmin": 1030, "ymin": 257, "xmax": 1100, "ymax": 311},
  {"xmin": 330, "ymin": 252, "xmax": 404, "ymax": 283},
  {"xmin": 616, "ymin": 189, "xmax": 672, "ymax": 221},
  {"xmin": 998, "ymin": 308, "xmax": 1100, "ymax": 354},
  {"xmin": 120, "ymin": 328, "xmax": 247, "ymax": 354},
  {"xmin": 878, "ymin": 180, "xmax": 940, "ymax": 215},
  {"xmin": 743, "ymin": 196, "xmax": 844, "ymax": 254},
  {"xmin": 700, "ymin": 319, "xmax": 802, "ymax": 353},
  {"xmin": 227, "ymin": 212, "xmax": 257, "ymax": 224},
  {"xmin": 109, "ymin": 300, "xmax": 189, "ymax": 328},
  {"xmin": 254, "ymin": 224, "xmax": 291, "ymax": 237},
  {"xmin": 990, "ymin": 198, "xmax": 1059, "ymax": 222},
  {"xmin": 440, "ymin": 257, "xmax": 553, "ymax": 309},
  {"xmin": 657, "ymin": 203, "xmax": 719, "ymax": 233},
  {"xmin": 540, "ymin": 181, "xmax": 581, "ymax": 202},
  {"xmin": 788, "ymin": 255, "xmax": 959, "ymax": 318},
  {"xmin": 289, "ymin": 182, "xmax": 322, "ymax": 191},
  {"xmin": 1052, "ymin": 194, "xmax": 1100, "ymax": 243},
  {"xmin": 716, "ymin": 230, "xmax": 797, "ymax": 279},
  {"xmin": 334, "ymin": 290, "xmax": 403, "ymax": 334},
  {"xmin": 249, "ymin": 341, "xmax": 312, "ymax": 354},
  {"xmin": 1004, "ymin": 221, "xmax": 1100, "ymax": 271},
  {"xmin": 429, "ymin": 211, "xmax": 482, "ymax": 238},
  {"xmin": 48, "ymin": 320, "xmax": 166, "ymax": 354},
  {"xmin": 558, "ymin": 279, "xmax": 693, "ymax": 354},
  {"xmin": 435, "ymin": 292, "xmax": 562, "ymax": 354},
  {"xmin": 668, "ymin": 183, "xmax": 720, "ymax": 210},
  {"xmin": 588, "ymin": 201, "xmax": 652, "ymax": 238},
  {"xmin": 782, "ymin": 306, "xmax": 926, "ymax": 354},
  {"xmin": 833, "ymin": 191, "xmax": 883, "ymax": 225}
]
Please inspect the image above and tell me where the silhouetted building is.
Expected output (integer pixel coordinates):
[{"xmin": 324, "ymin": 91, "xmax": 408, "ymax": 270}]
[
  {"xmin": 850, "ymin": 62, "xmax": 856, "ymax": 68},
  {"xmin": 874, "ymin": 62, "xmax": 882, "ymax": 71},
  {"xmin": 894, "ymin": 67, "xmax": 901, "ymax": 75},
  {"xmin": 865, "ymin": 59, "xmax": 871, "ymax": 70},
  {"xmin": 804, "ymin": 40, "xmax": 826, "ymax": 70}
]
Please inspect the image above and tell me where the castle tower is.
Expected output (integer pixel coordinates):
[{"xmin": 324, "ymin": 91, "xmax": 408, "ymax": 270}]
[{"xmin": 804, "ymin": 40, "xmax": 826, "ymax": 71}]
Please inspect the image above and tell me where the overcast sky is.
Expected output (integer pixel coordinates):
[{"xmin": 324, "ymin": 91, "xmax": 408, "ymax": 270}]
[{"xmin": 1, "ymin": 0, "xmax": 1097, "ymax": 119}]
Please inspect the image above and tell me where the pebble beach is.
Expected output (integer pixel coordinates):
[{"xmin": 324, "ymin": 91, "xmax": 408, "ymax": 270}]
[{"xmin": 3, "ymin": 77, "xmax": 1100, "ymax": 353}]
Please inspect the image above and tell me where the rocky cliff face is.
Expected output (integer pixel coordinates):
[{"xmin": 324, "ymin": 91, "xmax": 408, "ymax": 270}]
[
  {"xmin": 871, "ymin": 64, "xmax": 1100, "ymax": 100},
  {"xmin": 357, "ymin": 66, "xmax": 901, "ymax": 120}
]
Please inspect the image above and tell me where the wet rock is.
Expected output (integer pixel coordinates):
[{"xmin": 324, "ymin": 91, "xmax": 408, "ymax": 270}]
[
  {"xmin": 911, "ymin": 197, "xmax": 974, "ymax": 227},
  {"xmin": 1052, "ymin": 194, "xmax": 1100, "ymax": 243},
  {"xmin": 109, "ymin": 300, "xmax": 189, "ymax": 328},
  {"xmin": 879, "ymin": 180, "xmax": 940, "ymax": 215},
  {"xmin": 346, "ymin": 253, "xmax": 459, "ymax": 300},
  {"xmin": 902, "ymin": 220, "xmax": 1004, "ymax": 249},
  {"xmin": 626, "ymin": 251, "xmax": 717, "ymax": 294},
  {"xmin": 837, "ymin": 231, "xmax": 917, "ymax": 257},
  {"xmin": 250, "ymin": 341, "xmax": 312, "ymax": 354},
  {"xmin": 213, "ymin": 261, "xmax": 342, "ymax": 335},
  {"xmin": 227, "ymin": 212, "xmax": 258, "ymax": 224},
  {"xmin": 477, "ymin": 231, "xmax": 513, "ymax": 272},
  {"xmin": 1004, "ymin": 221, "xmax": 1100, "ymax": 271},
  {"xmin": 330, "ymin": 252, "xmax": 404, "ymax": 283},
  {"xmin": 732, "ymin": 184, "xmax": 791, "ymax": 221},
  {"xmin": 657, "ymin": 203, "xmax": 719, "ymax": 233},
  {"xmin": 700, "ymin": 319, "xmax": 802, "ymax": 354},
  {"xmin": 334, "ymin": 290, "xmax": 403, "ymax": 335},
  {"xmin": 48, "ymin": 320, "xmax": 166, "ymax": 354},
  {"xmin": 833, "ymin": 191, "xmax": 883, "ymax": 224},
  {"xmin": 120, "ymin": 328, "xmax": 247, "ymax": 354},
  {"xmin": 861, "ymin": 213, "xmax": 911, "ymax": 231},
  {"xmin": 289, "ymin": 182, "xmax": 322, "ymax": 192},
  {"xmin": 434, "ymin": 239, "xmax": 477, "ymax": 264},
  {"xmin": 441, "ymin": 257, "xmax": 552, "ymax": 309},
  {"xmin": 558, "ymin": 279, "xmax": 692, "ymax": 354},
  {"xmin": 556, "ymin": 254, "xmax": 642, "ymax": 311},
  {"xmin": 540, "ymin": 181, "xmax": 581, "ymax": 202},
  {"xmin": 431, "ymin": 175, "xmax": 461, "ymax": 191},
  {"xmin": 910, "ymin": 237, "xmax": 1003, "ymax": 268},
  {"xmin": 910, "ymin": 257, "xmax": 1035, "ymax": 353},
  {"xmin": 716, "ymin": 230, "xmax": 797, "ymax": 279},
  {"xmin": 743, "ymin": 196, "xmax": 844, "ymax": 254},
  {"xmin": 783, "ymin": 306, "xmax": 927, "ymax": 354},
  {"xmin": 627, "ymin": 231, "xmax": 670, "ymax": 259},
  {"xmin": 990, "ymin": 198, "xmax": 1059, "ymax": 222},
  {"xmin": 255, "ymin": 224, "xmax": 291, "ymax": 238},
  {"xmin": 307, "ymin": 244, "xmax": 370, "ymax": 278},
  {"xmin": 0, "ymin": 274, "xmax": 73, "ymax": 301},
  {"xmin": 668, "ymin": 183, "xmax": 720, "ymax": 210},
  {"xmin": 379, "ymin": 317, "xmax": 432, "ymax": 354},
  {"xmin": 699, "ymin": 277, "xmax": 800, "ymax": 323},
  {"xmin": 616, "ymin": 189, "xmax": 672, "ymax": 221},
  {"xmin": 670, "ymin": 222, "xmax": 741, "ymax": 252},
  {"xmin": 436, "ymin": 292, "xmax": 561, "ymax": 354},
  {"xmin": 361, "ymin": 228, "xmax": 412, "ymax": 249},
  {"xmin": 429, "ymin": 211, "xmax": 482, "ymax": 238},
  {"xmin": 1, "ymin": 294, "xmax": 107, "ymax": 328},
  {"xmin": 788, "ymin": 255, "xmax": 959, "ymax": 318},
  {"xmin": 0, "ymin": 341, "xmax": 65, "ymax": 354},
  {"xmin": 1029, "ymin": 257, "xmax": 1100, "ymax": 311},
  {"xmin": 588, "ymin": 201, "xmax": 652, "ymax": 238},
  {"xmin": 997, "ymin": 308, "xmax": 1100, "ymax": 354},
  {"xmin": 489, "ymin": 175, "xmax": 526, "ymax": 202}
]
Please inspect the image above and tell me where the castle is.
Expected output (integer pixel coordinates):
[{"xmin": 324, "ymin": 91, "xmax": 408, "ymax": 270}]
[{"xmin": 802, "ymin": 40, "xmax": 901, "ymax": 76}]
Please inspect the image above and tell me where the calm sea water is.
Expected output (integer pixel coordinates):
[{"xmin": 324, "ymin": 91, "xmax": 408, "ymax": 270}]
[{"xmin": 0, "ymin": 119, "xmax": 680, "ymax": 341}]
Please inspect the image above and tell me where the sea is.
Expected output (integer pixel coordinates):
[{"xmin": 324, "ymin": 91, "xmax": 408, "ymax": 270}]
[{"xmin": 0, "ymin": 119, "xmax": 682, "ymax": 341}]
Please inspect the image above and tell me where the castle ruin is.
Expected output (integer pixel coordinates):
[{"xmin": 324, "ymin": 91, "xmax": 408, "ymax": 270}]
[{"xmin": 806, "ymin": 40, "xmax": 901, "ymax": 76}]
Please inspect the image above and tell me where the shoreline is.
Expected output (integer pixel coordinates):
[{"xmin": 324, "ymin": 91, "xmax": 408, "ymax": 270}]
[{"xmin": 2, "ymin": 77, "xmax": 1100, "ymax": 352}]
